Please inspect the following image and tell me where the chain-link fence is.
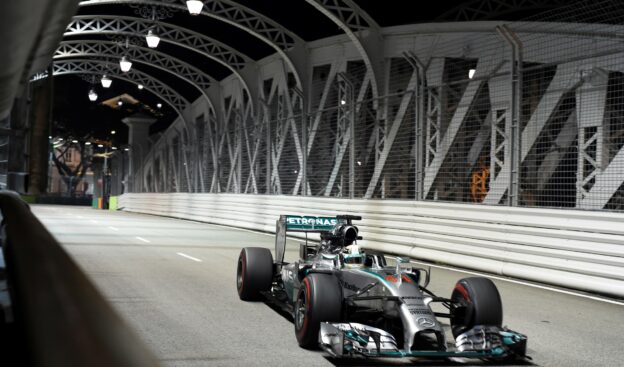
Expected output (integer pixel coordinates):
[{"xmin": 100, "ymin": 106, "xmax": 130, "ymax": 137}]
[{"xmin": 124, "ymin": 0, "xmax": 624, "ymax": 212}]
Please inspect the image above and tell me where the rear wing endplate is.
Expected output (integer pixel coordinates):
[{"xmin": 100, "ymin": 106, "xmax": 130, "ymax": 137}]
[{"xmin": 275, "ymin": 215, "xmax": 338, "ymax": 263}]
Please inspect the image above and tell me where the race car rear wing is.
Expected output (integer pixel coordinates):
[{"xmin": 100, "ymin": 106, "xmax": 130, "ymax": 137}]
[{"xmin": 275, "ymin": 215, "xmax": 361, "ymax": 263}]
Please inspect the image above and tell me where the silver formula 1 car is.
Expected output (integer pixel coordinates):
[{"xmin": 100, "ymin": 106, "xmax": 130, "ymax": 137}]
[{"xmin": 236, "ymin": 215, "xmax": 527, "ymax": 361}]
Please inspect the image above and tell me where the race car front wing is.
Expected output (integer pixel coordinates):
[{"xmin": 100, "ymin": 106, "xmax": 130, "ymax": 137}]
[{"xmin": 319, "ymin": 322, "xmax": 527, "ymax": 359}]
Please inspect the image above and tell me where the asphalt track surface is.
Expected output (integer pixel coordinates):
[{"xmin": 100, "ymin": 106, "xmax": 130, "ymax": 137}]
[{"xmin": 33, "ymin": 205, "xmax": 624, "ymax": 367}]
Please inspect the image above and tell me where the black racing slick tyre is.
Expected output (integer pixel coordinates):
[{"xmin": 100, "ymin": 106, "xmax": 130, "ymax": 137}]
[
  {"xmin": 237, "ymin": 247, "xmax": 273, "ymax": 301},
  {"xmin": 450, "ymin": 277, "xmax": 503, "ymax": 338},
  {"xmin": 294, "ymin": 273, "xmax": 342, "ymax": 348}
]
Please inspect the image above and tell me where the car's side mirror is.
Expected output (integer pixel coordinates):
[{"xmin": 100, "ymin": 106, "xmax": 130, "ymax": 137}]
[{"xmin": 412, "ymin": 267, "xmax": 431, "ymax": 288}]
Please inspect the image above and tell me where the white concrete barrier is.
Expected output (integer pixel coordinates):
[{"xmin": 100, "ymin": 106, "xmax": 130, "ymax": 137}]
[{"xmin": 119, "ymin": 193, "xmax": 624, "ymax": 298}]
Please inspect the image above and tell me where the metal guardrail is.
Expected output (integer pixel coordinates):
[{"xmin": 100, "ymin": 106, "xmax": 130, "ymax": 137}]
[
  {"xmin": 119, "ymin": 192, "xmax": 624, "ymax": 299},
  {"xmin": 0, "ymin": 191, "xmax": 160, "ymax": 367}
]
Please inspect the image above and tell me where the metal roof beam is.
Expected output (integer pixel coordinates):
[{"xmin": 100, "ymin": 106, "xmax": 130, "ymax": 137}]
[
  {"xmin": 305, "ymin": 0, "xmax": 381, "ymax": 100},
  {"xmin": 37, "ymin": 59, "xmax": 189, "ymax": 116},
  {"xmin": 55, "ymin": 40, "xmax": 216, "ymax": 111},
  {"xmin": 65, "ymin": 15, "xmax": 257, "ymax": 109},
  {"xmin": 77, "ymin": 0, "xmax": 304, "ymax": 88}
]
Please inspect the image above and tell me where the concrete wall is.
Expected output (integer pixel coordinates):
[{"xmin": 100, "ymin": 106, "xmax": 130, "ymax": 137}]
[{"xmin": 119, "ymin": 193, "xmax": 624, "ymax": 298}]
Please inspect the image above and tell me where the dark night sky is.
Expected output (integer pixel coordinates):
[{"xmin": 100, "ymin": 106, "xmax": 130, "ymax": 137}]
[{"xmin": 55, "ymin": 0, "xmax": 590, "ymax": 143}]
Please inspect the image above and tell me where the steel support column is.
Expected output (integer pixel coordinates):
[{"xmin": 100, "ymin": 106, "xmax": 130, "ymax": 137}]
[{"xmin": 496, "ymin": 25, "xmax": 523, "ymax": 206}]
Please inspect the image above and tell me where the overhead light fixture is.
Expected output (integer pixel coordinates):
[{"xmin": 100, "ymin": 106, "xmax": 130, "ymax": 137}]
[
  {"xmin": 85, "ymin": 142, "xmax": 92, "ymax": 146},
  {"xmin": 137, "ymin": 84, "xmax": 144, "ymax": 90},
  {"xmin": 124, "ymin": 148, "xmax": 130, "ymax": 152},
  {"xmin": 186, "ymin": 0, "xmax": 203, "ymax": 15},
  {"xmin": 119, "ymin": 56, "xmax": 133, "ymax": 73},
  {"xmin": 111, "ymin": 130, "xmax": 116, "ymax": 135},
  {"xmin": 88, "ymin": 89, "xmax": 98, "ymax": 102},
  {"xmin": 98, "ymin": 144, "xmax": 104, "ymax": 148},
  {"xmin": 145, "ymin": 30, "xmax": 160, "ymax": 48},
  {"xmin": 101, "ymin": 75, "xmax": 112, "ymax": 88},
  {"xmin": 112, "ymin": 147, "xmax": 118, "ymax": 150},
  {"xmin": 48, "ymin": 136, "xmax": 52, "ymax": 139},
  {"xmin": 72, "ymin": 140, "xmax": 78, "ymax": 144},
  {"xmin": 117, "ymin": 100, "xmax": 124, "ymax": 107},
  {"xmin": 156, "ymin": 103, "xmax": 162, "ymax": 109},
  {"xmin": 468, "ymin": 68, "xmax": 476, "ymax": 79},
  {"xmin": 340, "ymin": 99, "xmax": 347, "ymax": 106}
]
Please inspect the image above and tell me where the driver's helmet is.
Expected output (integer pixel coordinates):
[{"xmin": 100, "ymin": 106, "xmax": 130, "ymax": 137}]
[{"xmin": 343, "ymin": 253, "xmax": 365, "ymax": 268}]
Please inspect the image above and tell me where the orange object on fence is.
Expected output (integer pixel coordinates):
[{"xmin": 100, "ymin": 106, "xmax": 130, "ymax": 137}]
[{"xmin": 470, "ymin": 158, "xmax": 490, "ymax": 203}]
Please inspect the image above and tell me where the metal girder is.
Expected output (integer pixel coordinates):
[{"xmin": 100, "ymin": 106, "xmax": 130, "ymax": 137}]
[
  {"xmin": 269, "ymin": 96, "xmax": 287, "ymax": 195},
  {"xmin": 536, "ymin": 111, "xmax": 577, "ymax": 193},
  {"xmin": 292, "ymin": 60, "xmax": 344, "ymax": 195},
  {"xmin": 65, "ymin": 16, "xmax": 254, "ymax": 91},
  {"xmin": 305, "ymin": 0, "xmax": 380, "ymax": 100},
  {"xmin": 79, "ymin": 0, "xmax": 299, "ymax": 48},
  {"xmin": 55, "ymin": 40, "xmax": 215, "ymax": 110},
  {"xmin": 484, "ymin": 62, "xmax": 582, "ymax": 204},
  {"xmin": 423, "ymin": 58, "xmax": 505, "ymax": 199},
  {"xmin": 56, "ymin": 40, "xmax": 214, "ymax": 88},
  {"xmin": 180, "ymin": 127, "xmax": 192, "ymax": 192},
  {"xmin": 576, "ymin": 70, "xmax": 609, "ymax": 209},
  {"xmin": 258, "ymin": 68, "xmax": 305, "ymax": 196},
  {"xmin": 436, "ymin": 0, "xmax": 569, "ymax": 21},
  {"xmin": 364, "ymin": 70, "xmax": 418, "ymax": 199},
  {"xmin": 46, "ymin": 59, "xmax": 188, "ymax": 115},
  {"xmin": 304, "ymin": 62, "xmax": 371, "ymax": 198},
  {"xmin": 324, "ymin": 73, "xmax": 354, "ymax": 197},
  {"xmin": 206, "ymin": 111, "xmax": 222, "ymax": 193},
  {"xmin": 224, "ymin": 97, "xmax": 241, "ymax": 193},
  {"xmin": 306, "ymin": 0, "xmax": 378, "ymax": 31},
  {"xmin": 78, "ymin": 1, "xmax": 304, "ymax": 87},
  {"xmin": 580, "ymin": 141, "xmax": 624, "ymax": 209},
  {"xmin": 243, "ymin": 102, "xmax": 262, "ymax": 194},
  {"xmin": 168, "ymin": 140, "xmax": 179, "ymax": 192}
]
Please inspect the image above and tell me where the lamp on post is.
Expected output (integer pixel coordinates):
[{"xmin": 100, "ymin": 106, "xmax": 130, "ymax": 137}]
[
  {"xmin": 145, "ymin": 6, "xmax": 161, "ymax": 48},
  {"xmin": 119, "ymin": 38, "xmax": 133, "ymax": 72},
  {"xmin": 101, "ymin": 75, "xmax": 112, "ymax": 88},
  {"xmin": 145, "ymin": 30, "xmax": 160, "ymax": 48},
  {"xmin": 88, "ymin": 89, "xmax": 98, "ymax": 101},
  {"xmin": 119, "ymin": 56, "xmax": 132, "ymax": 73},
  {"xmin": 186, "ymin": 1, "xmax": 203, "ymax": 15}
]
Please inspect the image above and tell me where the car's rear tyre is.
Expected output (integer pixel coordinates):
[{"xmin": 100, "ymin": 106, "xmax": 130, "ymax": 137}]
[
  {"xmin": 450, "ymin": 277, "xmax": 503, "ymax": 338},
  {"xmin": 294, "ymin": 273, "xmax": 342, "ymax": 348},
  {"xmin": 237, "ymin": 247, "xmax": 273, "ymax": 301}
]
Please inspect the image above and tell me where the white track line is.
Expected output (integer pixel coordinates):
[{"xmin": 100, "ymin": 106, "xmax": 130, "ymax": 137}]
[
  {"xmin": 135, "ymin": 236, "xmax": 151, "ymax": 243},
  {"xmin": 410, "ymin": 260, "xmax": 624, "ymax": 306},
  {"xmin": 177, "ymin": 252, "xmax": 202, "ymax": 262},
  {"xmin": 108, "ymin": 226, "xmax": 119, "ymax": 231}
]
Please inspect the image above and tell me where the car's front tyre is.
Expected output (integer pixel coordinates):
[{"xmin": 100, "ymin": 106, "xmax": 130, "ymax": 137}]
[
  {"xmin": 450, "ymin": 277, "xmax": 503, "ymax": 337},
  {"xmin": 237, "ymin": 247, "xmax": 273, "ymax": 301},
  {"xmin": 294, "ymin": 273, "xmax": 342, "ymax": 348}
]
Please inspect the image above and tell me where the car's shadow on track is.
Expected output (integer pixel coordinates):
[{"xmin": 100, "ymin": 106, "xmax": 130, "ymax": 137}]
[
  {"xmin": 263, "ymin": 299, "xmax": 536, "ymax": 367},
  {"xmin": 263, "ymin": 298, "xmax": 294, "ymax": 322},
  {"xmin": 326, "ymin": 356, "xmax": 536, "ymax": 367}
]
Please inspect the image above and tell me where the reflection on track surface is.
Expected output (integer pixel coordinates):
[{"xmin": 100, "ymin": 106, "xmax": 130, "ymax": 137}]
[{"xmin": 33, "ymin": 205, "xmax": 624, "ymax": 367}]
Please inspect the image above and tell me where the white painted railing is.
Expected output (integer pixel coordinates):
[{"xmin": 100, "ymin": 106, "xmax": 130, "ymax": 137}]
[{"xmin": 119, "ymin": 193, "xmax": 624, "ymax": 298}]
